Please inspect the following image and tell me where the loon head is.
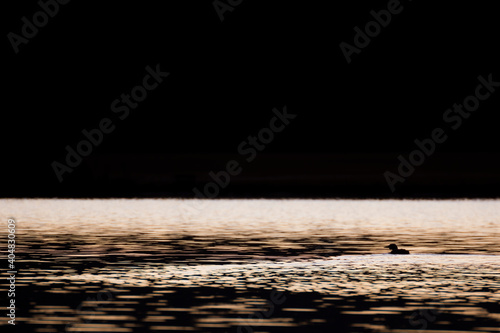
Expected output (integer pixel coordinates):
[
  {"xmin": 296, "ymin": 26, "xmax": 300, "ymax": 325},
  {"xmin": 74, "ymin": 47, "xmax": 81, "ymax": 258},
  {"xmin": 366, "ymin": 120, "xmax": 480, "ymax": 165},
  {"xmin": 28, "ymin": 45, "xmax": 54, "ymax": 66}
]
[{"xmin": 386, "ymin": 243, "xmax": 398, "ymax": 250}]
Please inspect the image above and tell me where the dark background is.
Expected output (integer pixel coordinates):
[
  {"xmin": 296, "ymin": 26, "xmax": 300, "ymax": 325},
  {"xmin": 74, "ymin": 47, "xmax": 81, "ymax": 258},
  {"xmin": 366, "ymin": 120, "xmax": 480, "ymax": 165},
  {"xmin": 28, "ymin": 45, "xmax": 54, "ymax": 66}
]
[{"xmin": 2, "ymin": 0, "xmax": 500, "ymax": 198}]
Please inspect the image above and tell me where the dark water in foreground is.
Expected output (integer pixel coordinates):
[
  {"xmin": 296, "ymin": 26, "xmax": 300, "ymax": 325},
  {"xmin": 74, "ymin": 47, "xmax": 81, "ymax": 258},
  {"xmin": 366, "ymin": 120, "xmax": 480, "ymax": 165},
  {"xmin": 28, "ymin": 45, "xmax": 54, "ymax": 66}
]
[{"xmin": 1, "ymin": 199, "xmax": 499, "ymax": 332}]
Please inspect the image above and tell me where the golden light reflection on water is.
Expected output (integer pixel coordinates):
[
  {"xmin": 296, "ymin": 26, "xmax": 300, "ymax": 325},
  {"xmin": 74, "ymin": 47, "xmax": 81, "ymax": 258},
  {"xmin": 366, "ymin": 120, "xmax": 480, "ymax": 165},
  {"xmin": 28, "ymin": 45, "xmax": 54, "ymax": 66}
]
[{"xmin": 0, "ymin": 199, "xmax": 499, "ymax": 332}]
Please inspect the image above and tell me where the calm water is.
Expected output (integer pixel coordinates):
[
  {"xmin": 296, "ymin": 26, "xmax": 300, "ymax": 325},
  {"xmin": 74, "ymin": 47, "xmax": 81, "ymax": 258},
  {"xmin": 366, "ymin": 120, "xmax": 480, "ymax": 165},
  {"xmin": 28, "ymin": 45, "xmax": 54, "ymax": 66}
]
[{"xmin": 1, "ymin": 199, "xmax": 499, "ymax": 332}]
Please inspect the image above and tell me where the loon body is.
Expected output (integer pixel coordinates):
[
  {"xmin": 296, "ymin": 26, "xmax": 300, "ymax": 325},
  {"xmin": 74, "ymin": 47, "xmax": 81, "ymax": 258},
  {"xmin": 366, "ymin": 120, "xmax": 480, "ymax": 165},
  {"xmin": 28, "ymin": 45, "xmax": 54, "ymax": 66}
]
[{"xmin": 386, "ymin": 243, "xmax": 410, "ymax": 254}]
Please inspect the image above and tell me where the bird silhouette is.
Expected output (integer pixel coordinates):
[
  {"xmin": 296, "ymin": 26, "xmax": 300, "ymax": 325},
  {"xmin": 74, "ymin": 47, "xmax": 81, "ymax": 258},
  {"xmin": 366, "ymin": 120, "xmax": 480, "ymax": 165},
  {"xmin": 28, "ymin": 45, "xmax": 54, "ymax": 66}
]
[{"xmin": 386, "ymin": 243, "xmax": 410, "ymax": 254}]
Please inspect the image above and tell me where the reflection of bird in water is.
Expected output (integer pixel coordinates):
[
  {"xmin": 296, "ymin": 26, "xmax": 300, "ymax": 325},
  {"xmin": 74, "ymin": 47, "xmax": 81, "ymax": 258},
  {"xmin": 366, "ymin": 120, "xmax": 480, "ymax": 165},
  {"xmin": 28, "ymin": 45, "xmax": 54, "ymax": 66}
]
[{"xmin": 386, "ymin": 243, "xmax": 410, "ymax": 254}]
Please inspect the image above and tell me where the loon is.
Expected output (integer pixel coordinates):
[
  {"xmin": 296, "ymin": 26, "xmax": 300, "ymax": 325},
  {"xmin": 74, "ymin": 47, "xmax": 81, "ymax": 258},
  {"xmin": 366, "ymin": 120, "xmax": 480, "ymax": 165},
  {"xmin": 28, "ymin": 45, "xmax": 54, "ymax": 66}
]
[{"xmin": 386, "ymin": 243, "xmax": 410, "ymax": 254}]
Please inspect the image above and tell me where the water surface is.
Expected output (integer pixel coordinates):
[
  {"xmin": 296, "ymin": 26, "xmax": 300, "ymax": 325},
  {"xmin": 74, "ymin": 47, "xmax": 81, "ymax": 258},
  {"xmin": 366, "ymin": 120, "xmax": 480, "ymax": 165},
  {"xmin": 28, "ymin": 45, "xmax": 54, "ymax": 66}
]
[{"xmin": 0, "ymin": 199, "xmax": 498, "ymax": 332}]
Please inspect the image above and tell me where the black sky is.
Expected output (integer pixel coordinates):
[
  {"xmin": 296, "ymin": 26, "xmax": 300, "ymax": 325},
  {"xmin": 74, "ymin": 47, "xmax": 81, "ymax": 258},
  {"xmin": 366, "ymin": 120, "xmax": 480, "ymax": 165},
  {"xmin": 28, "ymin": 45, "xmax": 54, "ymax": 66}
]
[{"xmin": 3, "ymin": 1, "xmax": 500, "ymax": 197}]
